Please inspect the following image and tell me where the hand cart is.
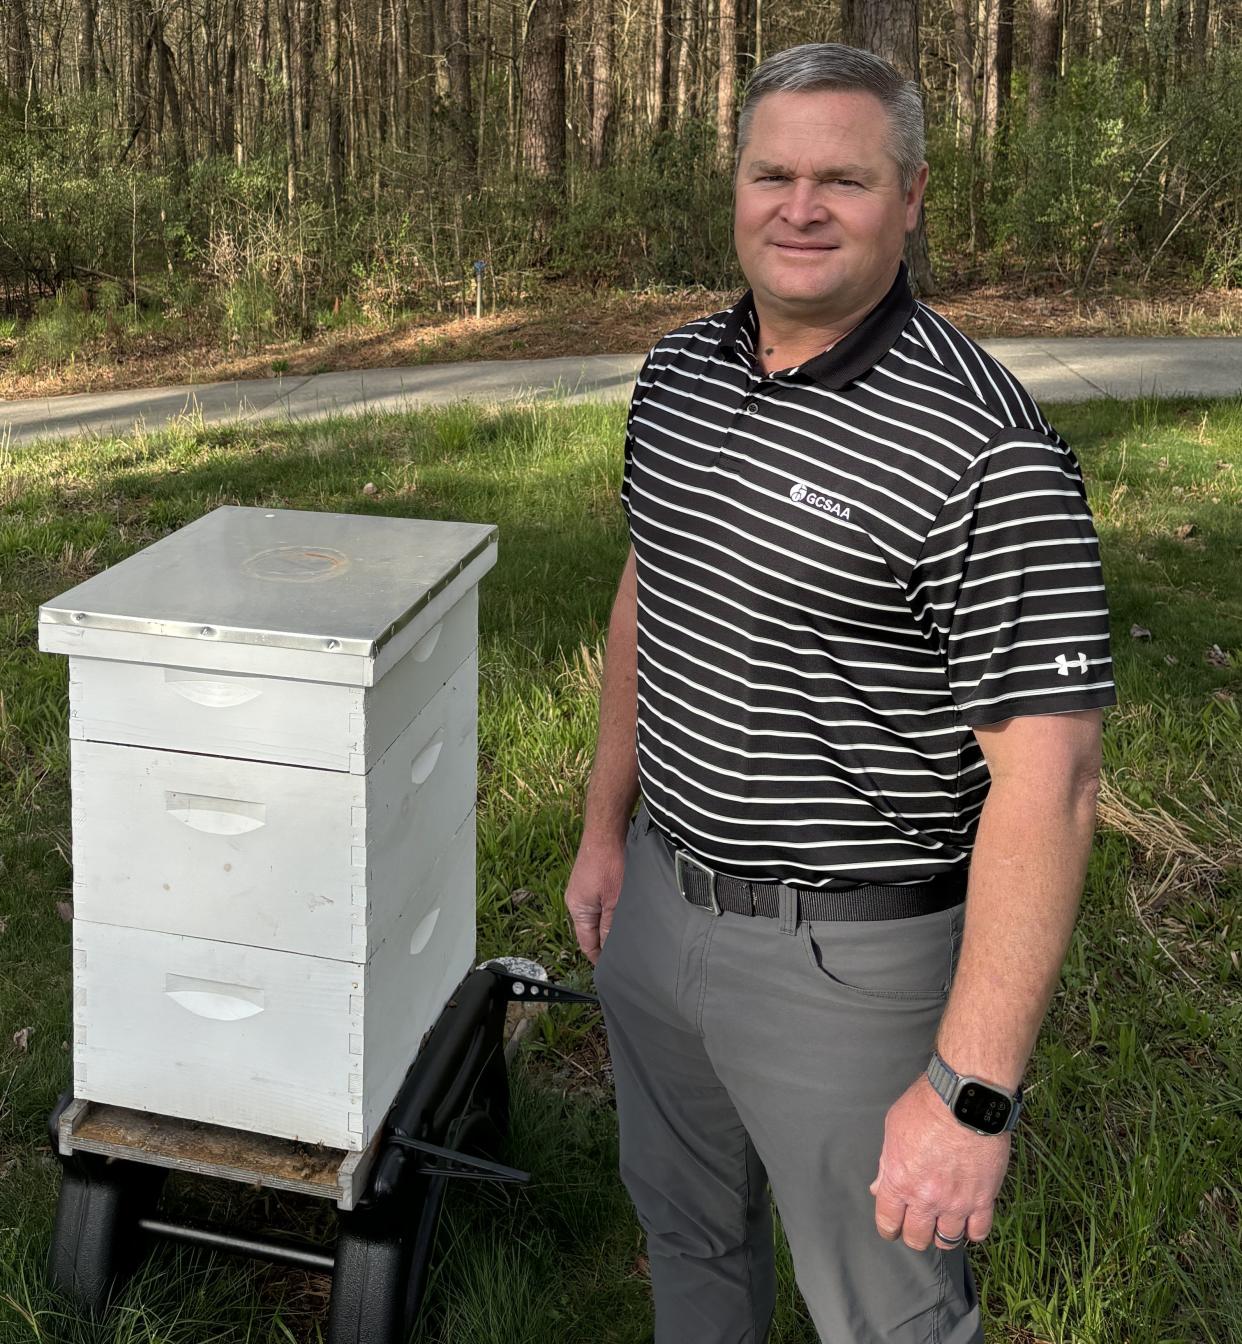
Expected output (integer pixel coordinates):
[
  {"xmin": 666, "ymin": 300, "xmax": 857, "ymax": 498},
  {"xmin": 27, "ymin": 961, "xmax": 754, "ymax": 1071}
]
[{"xmin": 47, "ymin": 959, "xmax": 598, "ymax": 1344}]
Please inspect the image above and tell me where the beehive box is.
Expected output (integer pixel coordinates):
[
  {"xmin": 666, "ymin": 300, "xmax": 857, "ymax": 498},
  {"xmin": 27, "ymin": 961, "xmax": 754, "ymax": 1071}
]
[{"xmin": 39, "ymin": 506, "xmax": 498, "ymax": 1151}]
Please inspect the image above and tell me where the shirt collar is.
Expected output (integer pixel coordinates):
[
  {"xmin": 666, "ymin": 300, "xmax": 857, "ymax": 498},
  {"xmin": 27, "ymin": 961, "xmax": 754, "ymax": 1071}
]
[{"xmin": 716, "ymin": 262, "xmax": 917, "ymax": 391}]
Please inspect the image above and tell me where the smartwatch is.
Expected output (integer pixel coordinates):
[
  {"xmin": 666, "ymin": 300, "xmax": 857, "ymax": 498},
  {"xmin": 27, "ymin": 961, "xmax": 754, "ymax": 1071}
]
[{"xmin": 926, "ymin": 1049, "xmax": 1023, "ymax": 1135}]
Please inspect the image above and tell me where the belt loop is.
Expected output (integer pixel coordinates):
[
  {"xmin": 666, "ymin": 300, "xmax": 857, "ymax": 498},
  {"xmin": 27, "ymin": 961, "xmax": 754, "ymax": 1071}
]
[{"xmin": 777, "ymin": 885, "xmax": 799, "ymax": 936}]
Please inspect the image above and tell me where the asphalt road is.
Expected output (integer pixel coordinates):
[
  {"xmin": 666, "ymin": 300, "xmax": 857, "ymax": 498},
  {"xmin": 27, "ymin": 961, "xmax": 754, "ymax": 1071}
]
[{"xmin": 3, "ymin": 338, "xmax": 1240, "ymax": 447}]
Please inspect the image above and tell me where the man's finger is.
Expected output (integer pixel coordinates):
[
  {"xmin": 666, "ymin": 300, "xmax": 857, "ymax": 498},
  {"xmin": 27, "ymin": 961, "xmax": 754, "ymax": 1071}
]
[
  {"xmin": 900, "ymin": 1207, "xmax": 938, "ymax": 1252},
  {"xmin": 872, "ymin": 1188, "xmax": 906, "ymax": 1241},
  {"xmin": 966, "ymin": 1207, "xmax": 994, "ymax": 1242},
  {"xmin": 567, "ymin": 908, "xmax": 600, "ymax": 963},
  {"xmin": 932, "ymin": 1218, "xmax": 969, "ymax": 1250}
]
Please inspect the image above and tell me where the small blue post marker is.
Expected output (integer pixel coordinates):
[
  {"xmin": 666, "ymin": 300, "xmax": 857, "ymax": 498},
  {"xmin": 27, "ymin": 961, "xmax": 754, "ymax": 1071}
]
[{"xmin": 473, "ymin": 260, "xmax": 487, "ymax": 320}]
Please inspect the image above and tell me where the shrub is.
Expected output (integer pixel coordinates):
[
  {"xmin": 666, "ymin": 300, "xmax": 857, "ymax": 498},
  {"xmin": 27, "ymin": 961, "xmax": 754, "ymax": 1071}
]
[{"xmin": 13, "ymin": 283, "xmax": 101, "ymax": 371}]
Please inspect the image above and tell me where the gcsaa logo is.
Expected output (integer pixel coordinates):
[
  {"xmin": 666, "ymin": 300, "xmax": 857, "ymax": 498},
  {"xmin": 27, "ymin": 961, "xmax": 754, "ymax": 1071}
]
[{"xmin": 789, "ymin": 480, "xmax": 850, "ymax": 521}]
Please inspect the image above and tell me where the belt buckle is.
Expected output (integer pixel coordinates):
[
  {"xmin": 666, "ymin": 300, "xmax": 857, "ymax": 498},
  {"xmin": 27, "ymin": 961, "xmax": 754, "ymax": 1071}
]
[{"xmin": 674, "ymin": 849, "xmax": 721, "ymax": 916}]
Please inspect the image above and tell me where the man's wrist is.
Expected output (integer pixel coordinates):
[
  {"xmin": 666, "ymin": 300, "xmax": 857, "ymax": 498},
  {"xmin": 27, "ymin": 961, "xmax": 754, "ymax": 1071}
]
[
  {"xmin": 580, "ymin": 784, "xmax": 639, "ymax": 849},
  {"xmin": 925, "ymin": 1049, "xmax": 1023, "ymax": 1134}
]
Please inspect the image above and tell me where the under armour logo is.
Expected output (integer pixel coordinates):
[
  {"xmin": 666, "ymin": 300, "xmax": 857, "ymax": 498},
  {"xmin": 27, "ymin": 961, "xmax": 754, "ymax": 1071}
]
[{"xmin": 1055, "ymin": 652, "xmax": 1088, "ymax": 676}]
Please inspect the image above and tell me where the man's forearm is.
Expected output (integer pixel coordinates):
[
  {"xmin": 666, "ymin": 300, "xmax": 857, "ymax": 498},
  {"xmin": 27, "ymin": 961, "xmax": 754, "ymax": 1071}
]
[
  {"xmin": 582, "ymin": 549, "xmax": 640, "ymax": 847},
  {"xmin": 933, "ymin": 775, "xmax": 1099, "ymax": 1093}
]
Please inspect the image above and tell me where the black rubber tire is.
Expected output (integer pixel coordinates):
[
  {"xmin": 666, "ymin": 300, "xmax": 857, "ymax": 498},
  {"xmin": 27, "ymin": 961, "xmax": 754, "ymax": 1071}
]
[
  {"xmin": 47, "ymin": 1156, "xmax": 165, "ymax": 1319},
  {"xmin": 326, "ymin": 1203, "xmax": 423, "ymax": 1344}
]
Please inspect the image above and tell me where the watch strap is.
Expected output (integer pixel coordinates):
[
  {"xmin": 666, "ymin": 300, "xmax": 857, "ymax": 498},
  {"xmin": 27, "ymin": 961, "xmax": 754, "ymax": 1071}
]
[{"xmin": 927, "ymin": 1049, "xmax": 1023, "ymax": 1132}]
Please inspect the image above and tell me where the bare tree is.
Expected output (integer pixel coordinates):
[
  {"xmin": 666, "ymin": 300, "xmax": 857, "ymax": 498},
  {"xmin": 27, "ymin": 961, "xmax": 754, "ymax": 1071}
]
[
  {"xmin": 588, "ymin": 0, "xmax": 616, "ymax": 167},
  {"xmin": 446, "ymin": 0, "xmax": 477, "ymax": 168},
  {"xmin": 979, "ymin": 0, "xmax": 1012, "ymax": 147},
  {"xmin": 522, "ymin": 0, "xmax": 566, "ymax": 177},
  {"xmin": 7, "ymin": 0, "xmax": 39, "ymax": 107},
  {"xmin": 78, "ymin": 0, "xmax": 98, "ymax": 93},
  {"xmin": 326, "ymin": 0, "xmax": 345, "ymax": 205},
  {"xmin": 1029, "ymin": 0, "xmax": 1061, "ymax": 119},
  {"xmin": 843, "ymin": 0, "xmax": 935, "ymax": 293},
  {"xmin": 716, "ymin": 0, "xmax": 737, "ymax": 171}
]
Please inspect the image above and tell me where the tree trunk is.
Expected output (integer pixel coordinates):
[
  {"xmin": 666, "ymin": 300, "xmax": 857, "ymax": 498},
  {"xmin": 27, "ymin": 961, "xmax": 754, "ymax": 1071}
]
[
  {"xmin": 127, "ymin": 1, "xmax": 155, "ymax": 157},
  {"xmin": 680, "ymin": 0, "xmax": 698, "ymax": 120},
  {"xmin": 521, "ymin": 0, "xmax": 566, "ymax": 177},
  {"xmin": 78, "ymin": 0, "xmax": 97, "ymax": 93},
  {"xmin": 842, "ymin": 0, "xmax": 935, "ymax": 294},
  {"xmin": 948, "ymin": 0, "xmax": 976, "ymax": 145},
  {"xmin": 152, "ymin": 14, "xmax": 188, "ymax": 165},
  {"xmin": 654, "ymin": 0, "xmax": 673, "ymax": 132},
  {"xmin": 1190, "ymin": 0, "xmax": 1208, "ymax": 70},
  {"xmin": 279, "ymin": 0, "xmax": 299, "ymax": 205},
  {"xmin": 222, "ymin": 0, "xmax": 239, "ymax": 157},
  {"xmin": 588, "ymin": 0, "xmax": 614, "ymax": 168},
  {"xmin": 675, "ymin": 0, "xmax": 696, "ymax": 122},
  {"xmin": 298, "ymin": 0, "xmax": 318, "ymax": 143},
  {"xmin": 446, "ymin": 0, "xmax": 477, "ymax": 168},
  {"xmin": 257, "ymin": 0, "xmax": 270, "ymax": 129},
  {"xmin": 1028, "ymin": 0, "xmax": 1060, "ymax": 119},
  {"xmin": 715, "ymin": 0, "xmax": 736, "ymax": 172},
  {"xmin": 1171, "ymin": 0, "xmax": 1190, "ymax": 82},
  {"xmin": 1146, "ymin": 0, "xmax": 1165, "ymax": 106},
  {"xmin": 423, "ymin": 0, "xmax": 437, "ymax": 153},
  {"xmin": 394, "ymin": 0, "xmax": 409, "ymax": 150},
  {"xmin": 980, "ymin": 0, "xmax": 1012, "ymax": 146},
  {"xmin": 7, "ymin": 0, "xmax": 39, "ymax": 106},
  {"xmin": 326, "ymin": 0, "xmax": 344, "ymax": 207}
]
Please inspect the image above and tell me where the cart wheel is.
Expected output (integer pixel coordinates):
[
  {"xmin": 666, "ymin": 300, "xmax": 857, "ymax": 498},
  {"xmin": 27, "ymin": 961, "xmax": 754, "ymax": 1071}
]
[
  {"xmin": 47, "ymin": 1154, "xmax": 166, "ymax": 1319},
  {"xmin": 327, "ymin": 1177, "xmax": 445, "ymax": 1344}
]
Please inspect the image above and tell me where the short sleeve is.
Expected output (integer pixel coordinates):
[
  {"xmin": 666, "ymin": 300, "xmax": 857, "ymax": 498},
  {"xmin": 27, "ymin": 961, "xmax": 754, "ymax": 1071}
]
[
  {"xmin": 910, "ymin": 430, "xmax": 1117, "ymax": 726},
  {"xmin": 621, "ymin": 346, "xmax": 660, "ymax": 525}
]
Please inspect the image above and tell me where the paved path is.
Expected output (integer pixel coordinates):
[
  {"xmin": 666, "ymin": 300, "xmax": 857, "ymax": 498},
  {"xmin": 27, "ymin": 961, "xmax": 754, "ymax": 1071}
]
[{"xmin": 3, "ymin": 339, "xmax": 1240, "ymax": 447}]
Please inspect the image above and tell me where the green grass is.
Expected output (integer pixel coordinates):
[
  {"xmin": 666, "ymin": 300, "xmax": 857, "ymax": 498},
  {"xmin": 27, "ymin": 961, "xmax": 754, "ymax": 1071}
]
[{"xmin": 1, "ymin": 395, "xmax": 1239, "ymax": 1343}]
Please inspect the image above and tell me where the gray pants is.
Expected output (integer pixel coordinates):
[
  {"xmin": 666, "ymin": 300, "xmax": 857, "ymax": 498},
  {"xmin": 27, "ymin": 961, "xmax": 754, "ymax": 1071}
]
[{"xmin": 593, "ymin": 801, "xmax": 985, "ymax": 1344}]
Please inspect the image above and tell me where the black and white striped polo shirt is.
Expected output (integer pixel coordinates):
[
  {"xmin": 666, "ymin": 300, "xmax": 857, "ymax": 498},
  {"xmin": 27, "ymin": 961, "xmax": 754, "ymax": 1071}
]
[{"xmin": 620, "ymin": 263, "xmax": 1116, "ymax": 887}]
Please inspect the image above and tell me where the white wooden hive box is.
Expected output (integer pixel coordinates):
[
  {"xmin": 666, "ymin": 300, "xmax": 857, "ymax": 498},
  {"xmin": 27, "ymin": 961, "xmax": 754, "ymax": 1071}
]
[{"xmin": 40, "ymin": 506, "xmax": 498, "ymax": 1151}]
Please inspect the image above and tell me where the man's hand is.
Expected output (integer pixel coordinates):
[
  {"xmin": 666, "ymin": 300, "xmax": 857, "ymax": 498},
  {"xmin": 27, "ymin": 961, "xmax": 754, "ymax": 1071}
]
[
  {"xmin": 565, "ymin": 832, "xmax": 628, "ymax": 966},
  {"xmin": 868, "ymin": 1074, "xmax": 1012, "ymax": 1251}
]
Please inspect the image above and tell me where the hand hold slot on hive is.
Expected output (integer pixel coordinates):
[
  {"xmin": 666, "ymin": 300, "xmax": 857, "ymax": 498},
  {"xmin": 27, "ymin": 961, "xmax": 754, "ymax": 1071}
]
[
  {"xmin": 164, "ymin": 974, "xmax": 266, "ymax": 1021},
  {"xmin": 412, "ymin": 620, "xmax": 443, "ymax": 662},
  {"xmin": 163, "ymin": 668, "xmax": 263, "ymax": 708},
  {"xmin": 164, "ymin": 791, "xmax": 267, "ymax": 835},
  {"xmin": 409, "ymin": 907, "xmax": 440, "ymax": 955},
  {"xmin": 410, "ymin": 730, "xmax": 445, "ymax": 785}
]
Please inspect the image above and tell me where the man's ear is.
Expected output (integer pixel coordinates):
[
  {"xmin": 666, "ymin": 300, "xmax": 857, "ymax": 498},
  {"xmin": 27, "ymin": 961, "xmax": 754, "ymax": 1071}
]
[{"xmin": 906, "ymin": 162, "xmax": 930, "ymax": 230}]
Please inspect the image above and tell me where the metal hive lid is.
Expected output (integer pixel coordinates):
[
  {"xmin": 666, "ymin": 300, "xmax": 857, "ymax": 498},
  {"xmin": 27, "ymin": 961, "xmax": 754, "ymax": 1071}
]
[{"xmin": 39, "ymin": 506, "xmax": 498, "ymax": 660}]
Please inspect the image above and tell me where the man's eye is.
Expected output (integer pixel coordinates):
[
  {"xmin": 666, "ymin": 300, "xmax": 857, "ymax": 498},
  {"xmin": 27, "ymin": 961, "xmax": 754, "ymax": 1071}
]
[{"xmin": 760, "ymin": 175, "xmax": 787, "ymax": 182}]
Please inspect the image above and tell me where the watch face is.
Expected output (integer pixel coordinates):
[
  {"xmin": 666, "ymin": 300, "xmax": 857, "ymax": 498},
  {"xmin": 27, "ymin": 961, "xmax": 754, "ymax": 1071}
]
[{"xmin": 953, "ymin": 1082, "xmax": 1012, "ymax": 1134}]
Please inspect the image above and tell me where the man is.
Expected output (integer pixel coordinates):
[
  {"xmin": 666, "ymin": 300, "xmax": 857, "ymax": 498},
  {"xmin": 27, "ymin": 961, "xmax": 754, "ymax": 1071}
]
[{"xmin": 565, "ymin": 42, "xmax": 1114, "ymax": 1344}]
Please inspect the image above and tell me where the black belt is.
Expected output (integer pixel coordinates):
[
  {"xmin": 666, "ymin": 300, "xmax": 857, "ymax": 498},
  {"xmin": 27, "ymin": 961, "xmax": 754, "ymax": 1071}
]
[{"xmin": 653, "ymin": 825, "xmax": 967, "ymax": 921}]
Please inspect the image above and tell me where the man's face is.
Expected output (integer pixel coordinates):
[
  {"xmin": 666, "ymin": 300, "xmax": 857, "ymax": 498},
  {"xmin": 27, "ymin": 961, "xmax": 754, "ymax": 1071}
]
[{"xmin": 733, "ymin": 88, "xmax": 928, "ymax": 323}]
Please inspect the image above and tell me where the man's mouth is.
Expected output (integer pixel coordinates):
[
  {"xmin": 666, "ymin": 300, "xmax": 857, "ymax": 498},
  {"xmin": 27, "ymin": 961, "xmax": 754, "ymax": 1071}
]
[{"xmin": 773, "ymin": 243, "xmax": 838, "ymax": 252}]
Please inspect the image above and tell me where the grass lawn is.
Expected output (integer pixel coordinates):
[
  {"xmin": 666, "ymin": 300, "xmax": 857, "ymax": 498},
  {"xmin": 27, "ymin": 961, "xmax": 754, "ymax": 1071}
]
[{"xmin": 0, "ymin": 394, "xmax": 1239, "ymax": 1343}]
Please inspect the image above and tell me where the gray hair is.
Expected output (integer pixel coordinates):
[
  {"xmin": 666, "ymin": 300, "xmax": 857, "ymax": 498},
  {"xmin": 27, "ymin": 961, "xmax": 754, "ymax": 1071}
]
[{"xmin": 734, "ymin": 43, "xmax": 926, "ymax": 194}]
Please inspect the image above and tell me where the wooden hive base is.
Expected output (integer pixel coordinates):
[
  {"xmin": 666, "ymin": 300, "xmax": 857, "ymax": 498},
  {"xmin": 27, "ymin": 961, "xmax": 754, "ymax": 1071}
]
[{"xmin": 58, "ymin": 1099, "xmax": 380, "ymax": 1211}]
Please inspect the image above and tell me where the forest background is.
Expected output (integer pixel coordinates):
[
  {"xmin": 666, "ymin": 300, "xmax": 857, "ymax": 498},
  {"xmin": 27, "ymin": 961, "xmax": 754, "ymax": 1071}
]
[{"xmin": 1, "ymin": 0, "xmax": 1241, "ymax": 393}]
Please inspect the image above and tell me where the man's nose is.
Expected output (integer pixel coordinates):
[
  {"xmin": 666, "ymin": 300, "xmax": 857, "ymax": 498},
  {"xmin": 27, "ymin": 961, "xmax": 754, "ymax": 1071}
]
[{"xmin": 779, "ymin": 180, "xmax": 830, "ymax": 229}]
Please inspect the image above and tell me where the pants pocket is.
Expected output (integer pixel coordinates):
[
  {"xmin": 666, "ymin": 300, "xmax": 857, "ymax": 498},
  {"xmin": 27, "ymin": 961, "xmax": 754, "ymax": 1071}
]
[{"xmin": 798, "ymin": 903, "xmax": 961, "ymax": 1001}]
